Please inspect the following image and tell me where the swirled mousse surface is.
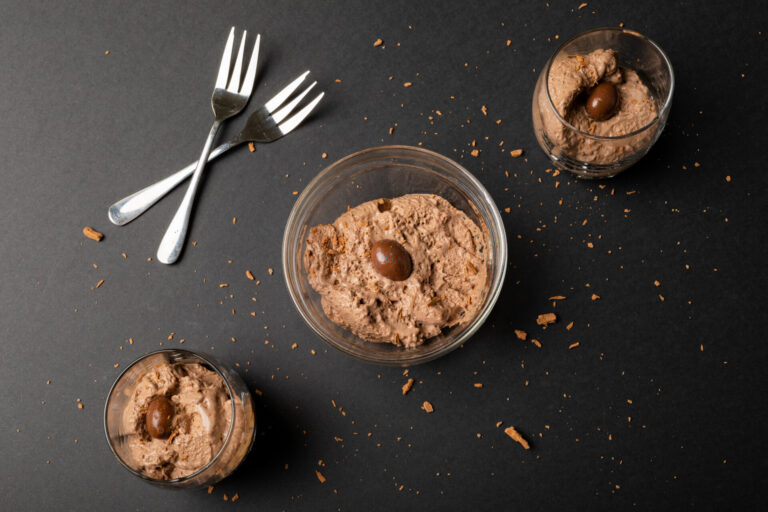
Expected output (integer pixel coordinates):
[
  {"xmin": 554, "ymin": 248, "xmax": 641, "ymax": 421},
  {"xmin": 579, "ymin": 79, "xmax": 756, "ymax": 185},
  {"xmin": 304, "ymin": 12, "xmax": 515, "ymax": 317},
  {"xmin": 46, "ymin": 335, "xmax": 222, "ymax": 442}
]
[
  {"xmin": 304, "ymin": 193, "xmax": 489, "ymax": 347},
  {"xmin": 122, "ymin": 362, "xmax": 231, "ymax": 480},
  {"xmin": 540, "ymin": 49, "xmax": 657, "ymax": 163}
]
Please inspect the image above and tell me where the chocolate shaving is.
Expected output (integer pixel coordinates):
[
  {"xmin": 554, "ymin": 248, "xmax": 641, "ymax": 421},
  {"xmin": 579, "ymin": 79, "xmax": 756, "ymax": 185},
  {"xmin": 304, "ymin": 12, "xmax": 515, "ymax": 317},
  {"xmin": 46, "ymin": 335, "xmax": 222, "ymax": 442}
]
[
  {"xmin": 504, "ymin": 426, "xmax": 530, "ymax": 450},
  {"xmin": 83, "ymin": 226, "xmax": 103, "ymax": 241},
  {"xmin": 402, "ymin": 378, "xmax": 415, "ymax": 395},
  {"xmin": 536, "ymin": 313, "xmax": 557, "ymax": 325}
]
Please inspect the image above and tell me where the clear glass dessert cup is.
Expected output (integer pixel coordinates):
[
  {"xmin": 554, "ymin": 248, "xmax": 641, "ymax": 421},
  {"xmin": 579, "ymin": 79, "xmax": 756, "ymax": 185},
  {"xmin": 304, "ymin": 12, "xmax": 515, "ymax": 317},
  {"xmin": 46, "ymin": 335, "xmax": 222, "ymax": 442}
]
[
  {"xmin": 282, "ymin": 145, "xmax": 508, "ymax": 366},
  {"xmin": 532, "ymin": 27, "xmax": 674, "ymax": 178},
  {"xmin": 104, "ymin": 349, "xmax": 256, "ymax": 488}
]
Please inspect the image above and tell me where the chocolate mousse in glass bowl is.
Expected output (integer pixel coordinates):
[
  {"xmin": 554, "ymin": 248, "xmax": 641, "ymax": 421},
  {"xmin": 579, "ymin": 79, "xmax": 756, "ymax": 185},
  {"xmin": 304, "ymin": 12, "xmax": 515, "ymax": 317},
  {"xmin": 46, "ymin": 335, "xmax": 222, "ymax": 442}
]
[
  {"xmin": 532, "ymin": 27, "xmax": 674, "ymax": 178},
  {"xmin": 283, "ymin": 146, "xmax": 507, "ymax": 366},
  {"xmin": 104, "ymin": 349, "xmax": 256, "ymax": 488}
]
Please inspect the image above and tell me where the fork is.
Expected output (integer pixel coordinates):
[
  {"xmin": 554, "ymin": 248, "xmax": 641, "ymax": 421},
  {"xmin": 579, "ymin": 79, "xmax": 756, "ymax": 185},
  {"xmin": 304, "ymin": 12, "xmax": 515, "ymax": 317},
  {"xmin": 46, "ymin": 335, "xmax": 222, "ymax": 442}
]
[
  {"xmin": 156, "ymin": 27, "xmax": 260, "ymax": 264},
  {"xmin": 108, "ymin": 72, "xmax": 323, "ymax": 227}
]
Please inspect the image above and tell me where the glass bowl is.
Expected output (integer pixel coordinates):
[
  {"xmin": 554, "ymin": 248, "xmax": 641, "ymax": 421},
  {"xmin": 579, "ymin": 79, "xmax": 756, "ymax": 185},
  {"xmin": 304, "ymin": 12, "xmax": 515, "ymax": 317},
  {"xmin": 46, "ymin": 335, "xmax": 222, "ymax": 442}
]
[
  {"xmin": 104, "ymin": 349, "xmax": 256, "ymax": 488},
  {"xmin": 282, "ymin": 145, "xmax": 507, "ymax": 366},
  {"xmin": 532, "ymin": 27, "xmax": 674, "ymax": 178}
]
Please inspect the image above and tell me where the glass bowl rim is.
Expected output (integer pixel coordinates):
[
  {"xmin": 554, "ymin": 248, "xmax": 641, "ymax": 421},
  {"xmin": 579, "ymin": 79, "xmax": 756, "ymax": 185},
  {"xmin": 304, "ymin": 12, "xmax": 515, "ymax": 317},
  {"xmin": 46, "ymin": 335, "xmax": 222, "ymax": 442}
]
[
  {"xmin": 282, "ymin": 144, "xmax": 508, "ymax": 366},
  {"xmin": 103, "ymin": 348, "xmax": 242, "ymax": 485},
  {"xmin": 543, "ymin": 27, "xmax": 675, "ymax": 141}
]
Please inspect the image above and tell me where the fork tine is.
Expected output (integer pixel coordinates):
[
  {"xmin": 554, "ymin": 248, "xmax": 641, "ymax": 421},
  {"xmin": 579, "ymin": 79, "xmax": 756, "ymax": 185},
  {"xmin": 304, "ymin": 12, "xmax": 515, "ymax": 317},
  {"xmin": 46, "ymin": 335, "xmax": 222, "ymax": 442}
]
[
  {"xmin": 272, "ymin": 82, "xmax": 316, "ymax": 124},
  {"xmin": 277, "ymin": 92, "xmax": 324, "ymax": 135},
  {"xmin": 215, "ymin": 27, "xmax": 236, "ymax": 89},
  {"xmin": 239, "ymin": 34, "xmax": 260, "ymax": 97},
  {"xmin": 227, "ymin": 31, "xmax": 247, "ymax": 91},
  {"xmin": 264, "ymin": 71, "xmax": 310, "ymax": 113}
]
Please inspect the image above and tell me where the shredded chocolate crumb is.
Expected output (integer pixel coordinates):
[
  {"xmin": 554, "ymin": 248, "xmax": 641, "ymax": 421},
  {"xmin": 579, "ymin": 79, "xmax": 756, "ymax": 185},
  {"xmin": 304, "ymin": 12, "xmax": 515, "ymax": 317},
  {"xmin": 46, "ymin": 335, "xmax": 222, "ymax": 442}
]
[
  {"xmin": 83, "ymin": 226, "xmax": 103, "ymax": 241},
  {"xmin": 402, "ymin": 378, "xmax": 415, "ymax": 395},
  {"xmin": 504, "ymin": 426, "xmax": 530, "ymax": 449},
  {"xmin": 536, "ymin": 313, "xmax": 557, "ymax": 326}
]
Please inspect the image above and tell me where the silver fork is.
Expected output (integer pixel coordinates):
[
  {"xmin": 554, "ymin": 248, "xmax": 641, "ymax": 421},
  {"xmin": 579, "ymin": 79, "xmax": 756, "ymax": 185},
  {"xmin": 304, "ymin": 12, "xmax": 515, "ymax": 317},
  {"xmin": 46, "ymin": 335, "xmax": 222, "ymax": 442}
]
[
  {"xmin": 108, "ymin": 72, "xmax": 323, "ymax": 227},
  {"xmin": 156, "ymin": 27, "xmax": 260, "ymax": 264}
]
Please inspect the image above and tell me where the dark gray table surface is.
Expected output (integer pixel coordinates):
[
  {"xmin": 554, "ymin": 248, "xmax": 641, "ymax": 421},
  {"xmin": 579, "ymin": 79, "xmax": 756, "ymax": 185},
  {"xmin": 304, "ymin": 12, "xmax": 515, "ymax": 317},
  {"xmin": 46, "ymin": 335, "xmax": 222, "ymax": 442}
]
[{"xmin": 1, "ymin": 0, "xmax": 765, "ymax": 510}]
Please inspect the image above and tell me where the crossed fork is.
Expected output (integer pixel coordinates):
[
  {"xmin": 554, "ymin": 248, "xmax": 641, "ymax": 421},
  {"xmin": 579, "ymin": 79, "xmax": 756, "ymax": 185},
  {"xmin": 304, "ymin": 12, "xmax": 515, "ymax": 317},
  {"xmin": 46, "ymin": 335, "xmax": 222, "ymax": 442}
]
[{"xmin": 108, "ymin": 28, "xmax": 323, "ymax": 264}]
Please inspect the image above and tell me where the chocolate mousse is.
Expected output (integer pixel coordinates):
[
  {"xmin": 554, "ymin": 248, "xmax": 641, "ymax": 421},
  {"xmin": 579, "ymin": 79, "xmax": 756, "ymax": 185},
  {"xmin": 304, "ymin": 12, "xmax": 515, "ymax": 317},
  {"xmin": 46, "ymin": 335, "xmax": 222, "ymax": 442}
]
[
  {"xmin": 539, "ymin": 48, "xmax": 657, "ymax": 163},
  {"xmin": 121, "ymin": 362, "xmax": 232, "ymax": 480},
  {"xmin": 304, "ymin": 193, "xmax": 488, "ymax": 347}
]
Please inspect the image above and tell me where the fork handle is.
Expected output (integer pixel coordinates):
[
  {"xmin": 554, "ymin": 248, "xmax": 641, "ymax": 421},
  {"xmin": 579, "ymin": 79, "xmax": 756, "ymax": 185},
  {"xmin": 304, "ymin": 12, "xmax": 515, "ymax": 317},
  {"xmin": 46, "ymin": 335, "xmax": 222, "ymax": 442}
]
[
  {"xmin": 107, "ymin": 138, "xmax": 240, "ymax": 226},
  {"xmin": 156, "ymin": 121, "xmax": 222, "ymax": 264}
]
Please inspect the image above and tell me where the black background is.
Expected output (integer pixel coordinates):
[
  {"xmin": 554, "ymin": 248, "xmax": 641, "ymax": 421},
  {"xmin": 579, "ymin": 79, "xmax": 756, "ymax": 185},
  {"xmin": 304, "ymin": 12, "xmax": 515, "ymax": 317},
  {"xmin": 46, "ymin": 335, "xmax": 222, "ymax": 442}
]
[{"xmin": 1, "ymin": 0, "xmax": 766, "ymax": 510}]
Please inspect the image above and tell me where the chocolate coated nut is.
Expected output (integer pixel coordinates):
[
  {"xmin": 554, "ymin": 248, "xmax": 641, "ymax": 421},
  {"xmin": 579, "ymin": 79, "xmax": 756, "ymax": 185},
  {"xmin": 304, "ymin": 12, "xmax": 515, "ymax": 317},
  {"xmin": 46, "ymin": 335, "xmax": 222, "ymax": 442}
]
[
  {"xmin": 145, "ymin": 395, "xmax": 174, "ymax": 439},
  {"xmin": 586, "ymin": 81, "xmax": 618, "ymax": 121},
  {"xmin": 371, "ymin": 239, "xmax": 412, "ymax": 281}
]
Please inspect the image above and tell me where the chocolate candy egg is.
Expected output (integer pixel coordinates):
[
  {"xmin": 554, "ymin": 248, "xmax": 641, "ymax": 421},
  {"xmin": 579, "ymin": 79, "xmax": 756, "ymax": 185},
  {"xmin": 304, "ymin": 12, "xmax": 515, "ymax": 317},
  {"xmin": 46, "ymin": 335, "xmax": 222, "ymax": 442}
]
[
  {"xmin": 145, "ymin": 395, "xmax": 174, "ymax": 439},
  {"xmin": 586, "ymin": 81, "xmax": 618, "ymax": 121},
  {"xmin": 370, "ymin": 239, "xmax": 412, "ymax": 281}
]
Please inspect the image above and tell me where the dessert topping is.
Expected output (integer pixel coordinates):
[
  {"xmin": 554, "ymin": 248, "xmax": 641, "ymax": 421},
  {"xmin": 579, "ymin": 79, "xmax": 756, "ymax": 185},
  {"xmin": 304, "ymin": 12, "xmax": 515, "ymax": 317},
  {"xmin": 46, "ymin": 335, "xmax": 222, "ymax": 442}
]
[
  {"xmin": 370, "ymin": 239, "xmax": 412, "ymax": 281},
  {"xmin": 145, "ymin": 395, "xmax": 174, "ymax": 439},
  {"xmin": 585, "ymin": 81, "xmax": 618, "ymax": 121}
]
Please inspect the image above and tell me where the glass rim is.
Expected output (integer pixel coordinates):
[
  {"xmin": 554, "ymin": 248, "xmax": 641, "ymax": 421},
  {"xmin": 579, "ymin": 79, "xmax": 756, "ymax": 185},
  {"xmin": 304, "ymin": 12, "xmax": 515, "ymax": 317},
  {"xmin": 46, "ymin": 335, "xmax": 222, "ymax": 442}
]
[
  {"xmin": 282, "ymin": 144, "xmax": 508, "ymax": 366},
  {"xmin": 544, "ymin": 27, "xmax": 675, "ymax": 141},
  {"xmin": 103, "ymin": 349, "xmax": 238, "ymax": 485}
]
